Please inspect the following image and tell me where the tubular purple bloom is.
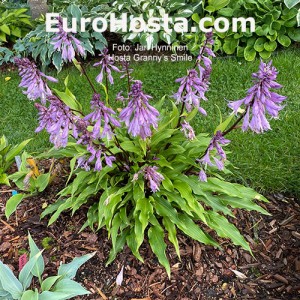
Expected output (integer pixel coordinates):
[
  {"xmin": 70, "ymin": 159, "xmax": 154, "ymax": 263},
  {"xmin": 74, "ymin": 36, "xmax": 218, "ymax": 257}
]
[
  {"xmin": 198, "ymin": 131, "xmax": 230, "ymax": 180},
  {"xmin": 93, "ymin": 48, "xmax": 120, "ymax": 84},
  {"xmin": 173, "ymin": 33, "xmax": 215, "ymax": 114},
  {"xmin": 52, "ymin": 17, "xmax": 85, "ymax": 62},
  {"xmin": 143, "ymin": 166, "xmax": 164, "ymax": 193},
  {"xmin": 84, "ymin": 93, "xmax": 120, "ymax": 140},
  {"xmin": 181, "ymin": 121, "xmax": 196, "ymax": 140},
  {"xmin": 35, "ymin": 96, "xmax": 74, "ymax": 148},
  {"xmin": 119, "ymin": 80, "xmax": 159, "ymax": 140},
  {"xmin": 228, "ymin": 60, "xmax": 286, "ymax": 133},
  {"xmin": 15, "ymin": 57, "xmax": 58, "ymax": 104}
]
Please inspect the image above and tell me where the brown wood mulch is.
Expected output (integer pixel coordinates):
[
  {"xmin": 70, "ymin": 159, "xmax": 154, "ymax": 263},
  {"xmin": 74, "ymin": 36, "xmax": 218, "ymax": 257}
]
[{"xmin": 0, "ymin": 161, "xmax": 299, "ymax": 300}]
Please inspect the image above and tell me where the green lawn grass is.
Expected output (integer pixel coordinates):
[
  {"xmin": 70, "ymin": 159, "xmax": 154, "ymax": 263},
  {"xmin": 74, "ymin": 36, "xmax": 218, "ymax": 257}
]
[{"xmin": 0, "ymin": 48, "xmax": 299, "ymax": 196}]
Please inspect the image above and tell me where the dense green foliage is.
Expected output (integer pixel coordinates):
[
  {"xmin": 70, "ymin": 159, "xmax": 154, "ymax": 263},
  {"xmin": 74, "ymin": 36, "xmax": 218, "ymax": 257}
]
[
  {"xmin": 0, "ymin": 7, "xmax": 33, "ymax": 44},
  {"xmin": 0, "ymin": 135, "xmax": 31, "ymax": 186}
]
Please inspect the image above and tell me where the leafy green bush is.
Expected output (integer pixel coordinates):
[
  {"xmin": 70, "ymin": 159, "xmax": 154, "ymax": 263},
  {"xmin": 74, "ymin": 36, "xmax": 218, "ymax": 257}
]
[
  {"xmin": 0, "ymin": 135, "xmax": 31, "ymax": 186},
  {"xmin": 6, "ymin": 31, "xmax": 287, "ymax": 275},
  {"xmin": 0, "ymin": 7, "xmax": 33, "ymax": 44},
  {"xmin": 0, "ymin": 232, "xmax": 94, "ymax": 299},
  {"xmin": 184, "ymin": 0, "xmax": 300, "ymax": 60},
  {"xmin": 108, "ymin": 0, "xmax": 202, "ymax": 49},
  {"xmin": 284, "ymin": 0, "xmax": 300, "ymax": 24},
  {"xmin": 19, "ymin": 4, "xmax": 107, "ymax": 71}
]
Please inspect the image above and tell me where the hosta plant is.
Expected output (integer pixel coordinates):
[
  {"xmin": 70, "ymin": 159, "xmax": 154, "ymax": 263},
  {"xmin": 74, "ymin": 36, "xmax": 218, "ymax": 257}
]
[
  {"xmin": 0, "ymin": 135, "xmax": 31, "ymax": 186},
  {"xmin": 20, "ymin": 4, "xmax": 107, "ymax": 71},
  {"xmin": 186, "ymin": 0, "xmax": 300, "ymax": 60},
  {"xmin": 8, "ymin": 30, "xmax": 287, "ymax": 276},
  {"xmin": 0, "ymin": 7, "xmax": 33, "ymax": 44},
  {"xmin": 0, "ymin": 232, "xmax": 94, "ymax": 299}
]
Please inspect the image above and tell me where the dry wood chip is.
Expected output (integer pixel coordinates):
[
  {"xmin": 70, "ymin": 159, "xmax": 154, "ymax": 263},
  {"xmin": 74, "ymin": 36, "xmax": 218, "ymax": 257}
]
[
  {"xmin": 273, "ymin": 274, "xmax": 289, "ymax": 285},
  {"xmin": 291, "ymin": 231, "xmax": 300, "ymax": 239},
  {"xmin": 96, "ymin": 287, "xmax": 108, "ymax": 300},
  {"xmin": 279, "ymin": 215, "xmax": 294, "ymax": 226},
  {"xmin": 193, "ymin": 243, "xmax": 202, "ymax": 262}
]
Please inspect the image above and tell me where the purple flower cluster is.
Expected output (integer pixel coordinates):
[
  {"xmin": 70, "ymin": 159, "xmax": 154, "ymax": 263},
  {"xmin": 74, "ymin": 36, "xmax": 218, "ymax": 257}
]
[
  {"xmin": 181, "ymin": 121, "xmax": 196, "ymax": 140},
  {"xmin": 198, "ymin": 131, "xmax": 230, "ymax": 182},
  {"xmin": 173, "ymin": 32, "xmax": 215, "ymax": 115},
  {"xmin": 84, "ymin": 94, "xmax": 120, "ymax": 140},
  {"xmin": 77, "ymin": 144, "xmax": 115, "ymax": 172},
  {"xmin": 119, "ymin": 80, "xmax": 159, "ymax": 140},
  {"xmin": 228, "ymin": 60, "xmax": 286, "ymax": 133},
  {"xmin": 52, "ymin": 17, "xmax": 85, "ymax": 62},
  {"xmin": 133, "ymin": 166, "xmax": 164, "ymax": 193},
  {"xmin": 14, "ymin": 58, "xmax": 58, "ymax": 104},
  {"xmin": 93, "ymin": 48, "xmax": 120, "ymax": 84},
  {"xmin": 35, "ymin": 96, "xmax": 74, "ymax": 148}
]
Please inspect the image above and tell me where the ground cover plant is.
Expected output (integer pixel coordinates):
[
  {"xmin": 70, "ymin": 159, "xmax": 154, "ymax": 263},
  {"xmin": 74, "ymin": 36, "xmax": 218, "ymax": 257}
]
[{"xmin": 2, "ymin": 24, "xmax": 291, "ymax": 278}]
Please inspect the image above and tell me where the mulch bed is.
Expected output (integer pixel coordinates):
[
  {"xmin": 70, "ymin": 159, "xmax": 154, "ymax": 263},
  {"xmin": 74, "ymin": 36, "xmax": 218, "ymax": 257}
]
[{"xmin": 0, "ymin": 160, "xmax": 299, "ymax": 300}]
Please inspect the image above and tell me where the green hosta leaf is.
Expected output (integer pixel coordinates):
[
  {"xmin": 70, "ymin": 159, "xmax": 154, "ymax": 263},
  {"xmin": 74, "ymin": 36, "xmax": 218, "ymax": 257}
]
[
  {"xmin": 53, "ymin": 89, "xmax": 82, "ymax": 112},
  {"xmin": 259, "ymin": 50, "xmax": 272, "ymax": 59},
  {"xmin": 41, "ymin": 276, "xmax": 62, "ymax": 291},
  {"xmin": 284, "ymin": 0, "xmax": 300, "ymax": 9},
  {"xmin": 218, "ymin": 7, "xmax": 234, "ymax": 17},
  {"xmin": 28, "ymin": 232, "xmax": 45, "ymax": 280},
  {"xmin": 208, "ymin": 0, "xmax": 230, "ymax": 11},
  {"xmin": 126, "ymin": 229, "xmax": 144, "ymax": 262},
  {"xmin": 244, "ymin": 46, "xmax": 256, "ymax": 61},
  {"xmin": 107, "ymin": 228, "xmax": 129, "ymax": 265},
  {"xmin": 58, "ymin": 252, "xmax": 96, "ymax": 279},
  {"xmin": 206, "ymin": 211, "xmax": 252, "ymax": 253},
  {"xmin": 148, "ymin": 225, "xmax": 170, "ymax": 277},
  {"xmin": 223, "ymin": 38, "xmax": 238, "ymax": 55},
  {"xmin": 39, "ymin": 279, "xmax": 89, "ymax": 300},
  {"xmin": 140, "ymin": 32, "xmax": 159, "ymax": 50},
  {"xmin": 163, "ymin": 217, "xmax": 180, "ymax": 258},
  {"xmin": 214, "ymin": 113, "xmax": 235, "ymax": 134},
  {"xmin": 5, "ymin": 193, "xmax": 27, "ymax": 219},
  {"xmin": 0, "ymin": 25, "xmax": 10, "ymax": 35},
  {"xmin": 5, "ymin": 139, "xmax": 31, "ymax": 165},
  {"xmin": 0, "ymin": 261, "xmax": 23, "ymax": 299},
  {"xmin": 254, "ymin": 37, "xmax": 266, "ymax": 52},
  {"xmin": 19, "ymin": 251, "xmax": 43, "ymax": 289},
  {"xmin": 21, "ymin": 290, "xmax": 39, "ymax": 300},
  {"xmin": 120, "ymin": 141, "xmax": 142, "ymax": 154},
  {"xmin": 0, "ymin": 173, "xmax": 10, "ymax": 186},
  {"xmin": 278, "ymin": 34, "xmax": 292, "ymax": 47},
  {"xmin": 264, "ymin": 41, "xmax": 277, "ymax": 52},
  {"xmin": 36, "ymin": 173, "xmax": 51, "ymax": 192}
]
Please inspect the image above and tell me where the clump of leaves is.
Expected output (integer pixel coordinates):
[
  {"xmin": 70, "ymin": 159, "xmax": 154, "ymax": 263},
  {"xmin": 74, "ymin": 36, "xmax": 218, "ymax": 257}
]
[
  {"xmin": 8, "ymin": 31, "xmax": 286, "ymax": 276},
  {"xmin": 0, "ymin": 136, "xmax": 31, "ymax": 186},
  {"xmin": 0, "ymin": 232, "xmax": 95, "ymax": 299}
]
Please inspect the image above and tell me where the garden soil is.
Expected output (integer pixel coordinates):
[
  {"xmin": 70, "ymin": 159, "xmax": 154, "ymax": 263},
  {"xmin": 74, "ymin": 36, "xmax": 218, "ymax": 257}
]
[{"xmin": 0, "ymin": 159, "xmax": 299, "ymax": 300}]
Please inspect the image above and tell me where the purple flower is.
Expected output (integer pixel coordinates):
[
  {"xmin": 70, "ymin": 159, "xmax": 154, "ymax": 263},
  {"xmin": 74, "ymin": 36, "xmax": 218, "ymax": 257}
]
[
  {"xmin": 134, "ymin": 166, "xmax": 164, "ymax": 193},
  {"xmin": 119, "ymin": 80, "xmax": 159, "ymax": 140},
  {"xmin": 173, "ymin": 33, "xmax": 215, "ymax": 115},
  {"xmin": 228, "ymin": 60, "xmax": 286, "ymax": 133},
  {"xmin": 173, "ymin": 69, "xmax": 208, "ymax": 115},
  {"xmin": 198, "ymin": 131, "xmax": 230, "ymax": 181},
  {"xmin": 76, "ymin": 144, "xmax": 116, "ymax": 172},
  {"xmin": 84, "ymin": 94, "xmax": 120, "ymax": 140},
  {"xmin": 52, "ymin": 17, "xmax": 85, "ymax": 62},
  {"xmin": 35, "ymin": 96, "xmax": 74, "ymax": 148},
  {"xmin": 93, "ymin": 48, "xmax": 120, "ymax": 84},
  {"xmin": 15, "ymin": 58, "xmax": 58, "ymax": 104},
  {"xmin": 181, "ymin": 121, "xmax": 196, "ymax": 140}
]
